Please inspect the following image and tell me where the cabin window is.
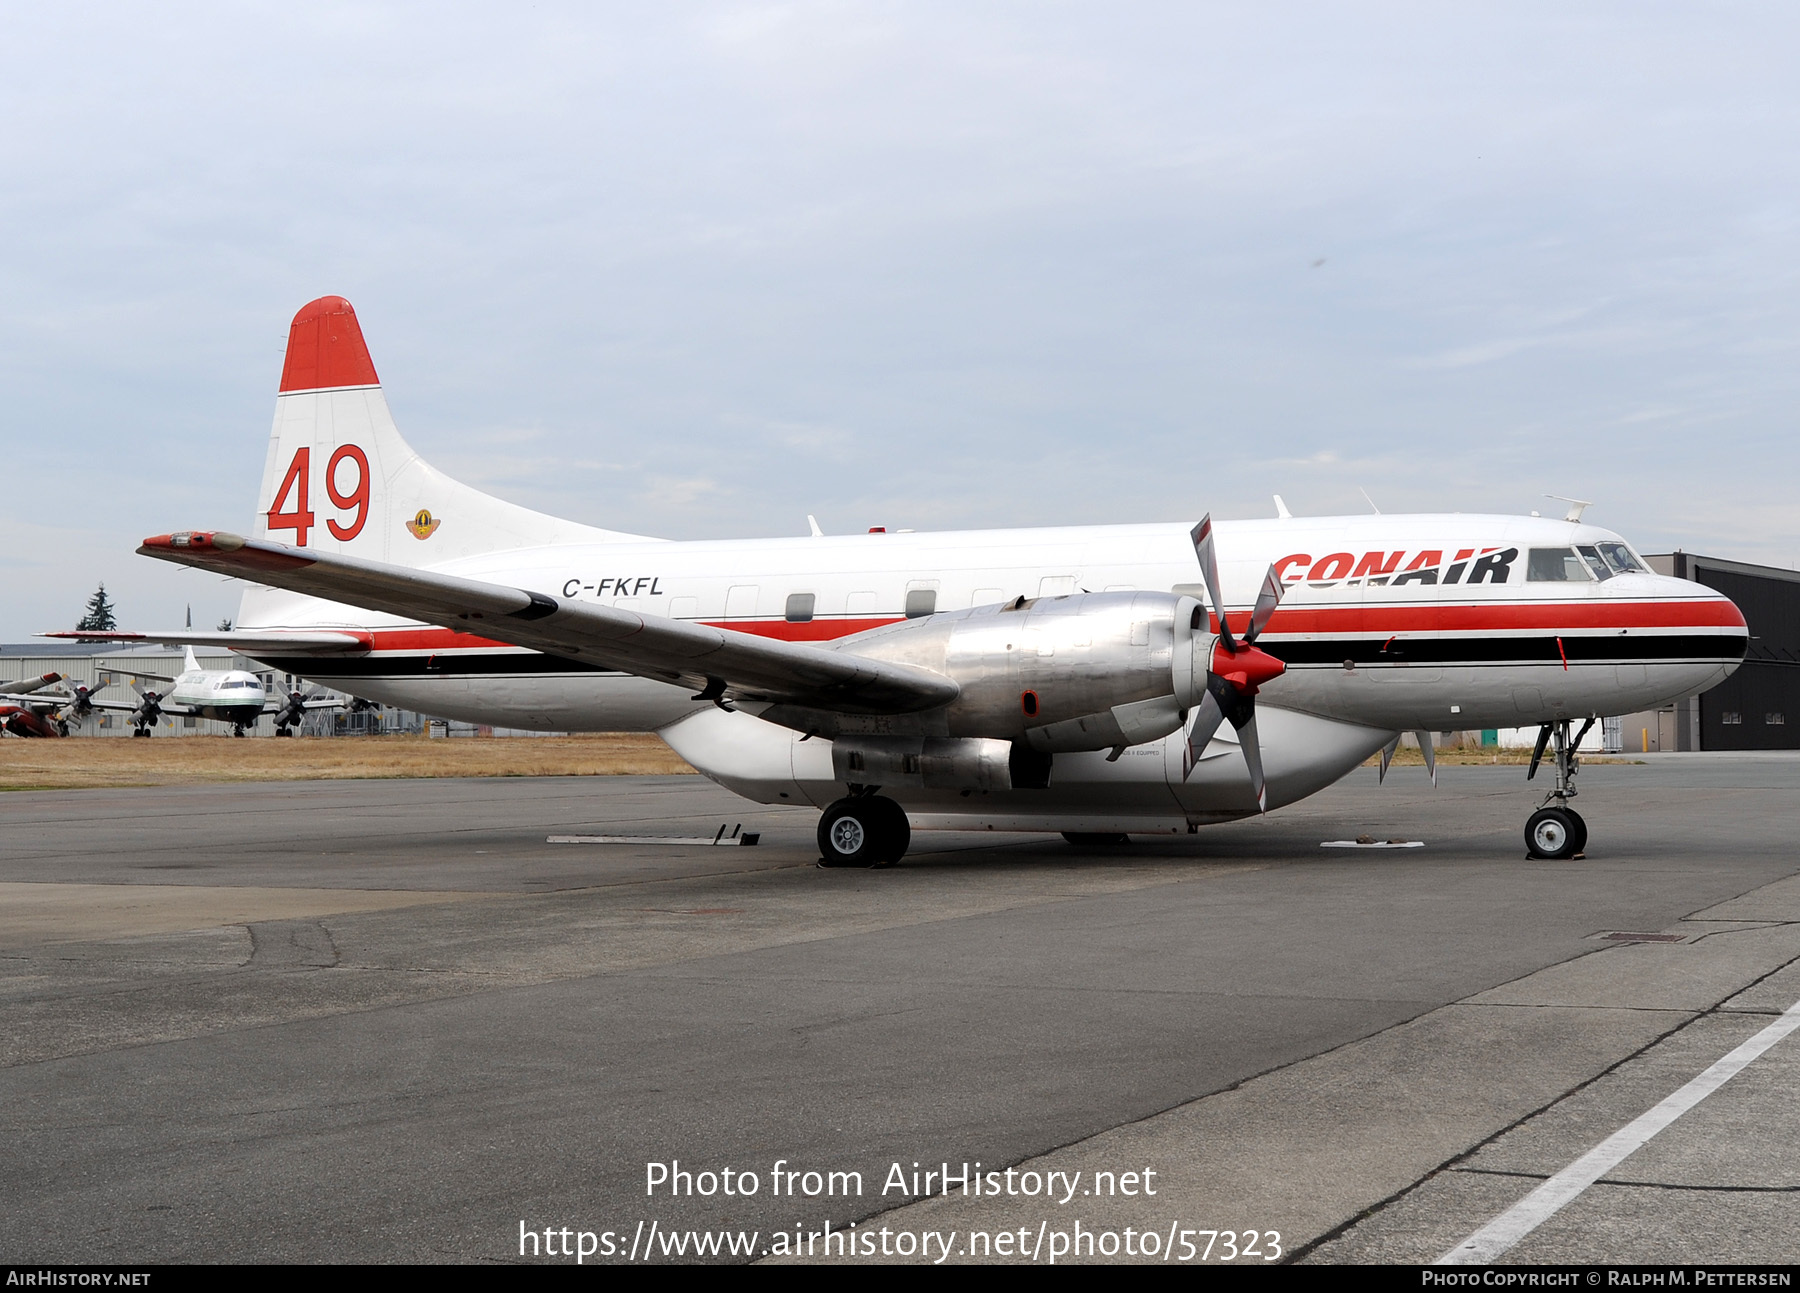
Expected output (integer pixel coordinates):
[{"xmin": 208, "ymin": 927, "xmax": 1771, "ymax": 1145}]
[
  {"xmin": 785, "ymin": 593, "xmax": 815, "ymax": 623},
  {"xmin": 1527, "ymin": 548, "xmax": 1592, "ymax": 582},
  {"xmin": 904, "ymin": 589, "xmax": 937, "ymax": 618}
]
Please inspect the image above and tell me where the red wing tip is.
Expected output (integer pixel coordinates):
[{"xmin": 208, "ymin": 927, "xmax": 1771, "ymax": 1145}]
[{"xmin": 140, "ymin": 531, "xmax": 247, "ymax": 552}]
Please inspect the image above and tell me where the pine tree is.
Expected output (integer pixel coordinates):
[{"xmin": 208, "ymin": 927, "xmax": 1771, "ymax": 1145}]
[{"xmin": 75, "ymin": 583, "xmax": 117, "ymax": 633}]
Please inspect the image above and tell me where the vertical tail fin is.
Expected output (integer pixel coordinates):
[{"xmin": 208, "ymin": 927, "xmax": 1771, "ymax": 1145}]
[{"xmin": 256, "ymin": 296, "xmax": 647, "ymax": 569}]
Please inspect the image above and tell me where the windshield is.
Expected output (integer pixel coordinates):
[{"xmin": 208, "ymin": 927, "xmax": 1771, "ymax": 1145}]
[
  {"xmin": 1596, "ymin": 542, "xmax": 1647, "ymax": 575},
  {"xmin": 1574, "ymin": 545, "xmax": 1612, "ymax": 581}
]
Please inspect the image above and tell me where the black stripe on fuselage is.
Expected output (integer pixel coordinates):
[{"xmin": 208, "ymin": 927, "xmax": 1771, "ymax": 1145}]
[
  {"xmin": 263, "ymin": 654, "xmax": 614, "ymax": 679},
  {"xmin": 1265, "ymin": 634, "xmax": 1747, "ymax": 667},
  {"xmin": 267, "ymin": 634, "xmax": 1747, "ymax": 684}
]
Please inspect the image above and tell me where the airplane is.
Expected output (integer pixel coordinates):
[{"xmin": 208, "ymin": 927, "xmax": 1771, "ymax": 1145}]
[
  {"xmin": 106, "ymin": 296, "xmax": 1746, "ymax": 862},
  {"xmin": 0, "ymin": 672, "xmax": 75, "ymax": 737},
  {"xmin": 28, "ymin": 644, "xmax": 341, "ymax": 737}
]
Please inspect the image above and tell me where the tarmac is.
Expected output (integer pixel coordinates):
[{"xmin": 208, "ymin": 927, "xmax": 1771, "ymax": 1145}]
[{"xmin": 1, "ymin": 754, "xmax": 1797, "ymax": 1265}]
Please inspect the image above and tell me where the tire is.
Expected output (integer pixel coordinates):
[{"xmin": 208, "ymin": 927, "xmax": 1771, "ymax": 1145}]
[
  {"xmin": 1061, "ymin": 832, "xmax": 1131, "ymax": 846},
  {"xmin": 817, "ymin": 797, "xmax": 910, "ymax": 868},
  {"xmin": 1525, "ymin": 807, "xmax": 1580, "ymax": 860},
  {"xmin": 867, "ymin": 797, "xmax": 910, "ymax": 867},
  {"xmin": 1564, "ymin": 808, "xmax": 1588, "ymax": 857}
]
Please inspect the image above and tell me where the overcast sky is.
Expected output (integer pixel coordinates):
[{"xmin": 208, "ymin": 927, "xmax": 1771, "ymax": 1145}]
[{"xmin": 4, "ymin": 3, "xmax": 1798, "ymax": 641}]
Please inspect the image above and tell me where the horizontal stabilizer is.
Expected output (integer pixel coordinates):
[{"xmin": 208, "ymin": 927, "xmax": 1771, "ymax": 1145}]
[{"xmin": 137, "ymin": 531, "xmax": 962, "ymax": 717}]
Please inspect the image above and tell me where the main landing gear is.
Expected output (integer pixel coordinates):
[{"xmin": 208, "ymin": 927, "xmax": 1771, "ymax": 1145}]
[
  {"xmin": 1524, "ymin": 716, "xmax": 1594, "ymax": 860},
  {"xmin": 817, "ymin": 794, "xmax": 911, "ymax": 868}
]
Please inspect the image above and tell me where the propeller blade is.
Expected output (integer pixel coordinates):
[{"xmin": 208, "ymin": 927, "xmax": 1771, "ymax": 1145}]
[
  {"xmin": 1244, "ymin": 565, "xmax": 1285, "ymax": 644},
  {"xmin": 1236, "ymin": 709, "xmax": 1267, "ymax": 812},
  {"xmin": 1378, "ymin": 734, "xmax": 1401, "ymax": 783},
  {"xmin": 1414, "ymin": 731, "xmax": 1437, "ymax": 787},
  {"xmin": 1189, "ymin": 515, "xmax": 1236, "ymax": 653},
  {"xmin": 1182, "ymin": 689, "xmax": 1228, "ymax": 779}
]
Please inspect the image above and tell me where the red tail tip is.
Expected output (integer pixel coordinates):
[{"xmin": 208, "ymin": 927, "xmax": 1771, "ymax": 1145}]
[{"xmin": 279, "ymin": 296, "xmax": 380, "ymax": 394}]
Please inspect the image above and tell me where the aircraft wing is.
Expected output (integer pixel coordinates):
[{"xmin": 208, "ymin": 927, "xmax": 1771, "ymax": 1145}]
[
  {"xmin": 137, "ymin": 531, "xmax": 961, "ymax": 715},
  {"xmin": 37, "ymin": 629, "xmax": 371, "ymax": 654},
  {"xmin": 0, "ymin": 673, "xmax": 65, "ymax": 696},
  {"xmin": 57, "ymin": 698, "xmax": 159, "ymax": 720}
]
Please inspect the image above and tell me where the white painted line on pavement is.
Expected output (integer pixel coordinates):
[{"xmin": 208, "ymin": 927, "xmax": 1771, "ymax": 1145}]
[{"xmin": 1437, "ymin": 993, "xmax": 1800, "ymax": 1265}]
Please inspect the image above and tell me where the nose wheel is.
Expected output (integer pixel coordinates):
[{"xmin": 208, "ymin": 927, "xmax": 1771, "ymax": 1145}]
[
  {"xmin": 1525, "ymin": 806, "xmax": 1587, "ymax": 860},
  {"xmin": 817, "ymin": 795, "xmax": 911, "ymax": 868},
  {"xmin": 1524, "ymin": 717, "xmax": 1595, "ymax": 859}
]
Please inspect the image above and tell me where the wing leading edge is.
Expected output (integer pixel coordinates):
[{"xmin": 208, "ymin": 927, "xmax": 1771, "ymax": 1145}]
[{"xmin": 135, "ymin": 531, "xmax": 961, "ymax": 716}]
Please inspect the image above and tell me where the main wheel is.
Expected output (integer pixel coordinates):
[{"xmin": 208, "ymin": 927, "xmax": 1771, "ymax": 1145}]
[
  {"xmin": 1525, "ymin": 807, "xmax": 1580, "ymax": 860},
  {"xmin": 1061, "ymin": 832, "xmax": 1131, "ymax": 846},
  {"xmin": 817, "ymin": 797, "xmax": 910, "ymax": 868}
]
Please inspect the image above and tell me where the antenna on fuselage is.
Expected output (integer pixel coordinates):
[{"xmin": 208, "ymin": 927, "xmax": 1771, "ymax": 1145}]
[
  {"xmin": 1545, "ymin": 495, "xmax": 1593, "ymax": 523},
  {"xmin": 807, "ymin": 515, "xmax": 824, "ymax": 537},
  {"xmin": 1273, "ymin": 495, "xmax": 1293, "ymax": 519},
  {"xmin": 1357, "ymin": 485, "xmax": 1381, "ymax": 515}
]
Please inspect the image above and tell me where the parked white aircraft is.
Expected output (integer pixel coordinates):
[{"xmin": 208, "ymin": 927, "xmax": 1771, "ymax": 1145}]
[
  {"xmin": 119, "ymin": 297, "xmax": 1745, "ymax": 862},
  {"xmin": 32, "ymin": 644, "xmax": 341, "ymax": 736}
]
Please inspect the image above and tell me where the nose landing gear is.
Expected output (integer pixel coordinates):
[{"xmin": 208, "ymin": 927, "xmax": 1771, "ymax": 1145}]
[
  {"xmin": 1524, "ymin": 716, "xmax": 1594, "ymax": 859},
  {"xmin": 817, "ymin": 794, "xmax": 910, "ymax": 868}
]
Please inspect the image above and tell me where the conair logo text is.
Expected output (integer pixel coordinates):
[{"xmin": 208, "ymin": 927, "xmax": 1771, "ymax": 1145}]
[{"xmin": 1275, "ymin": 547, "xmax": 1518, "ymax": 588}]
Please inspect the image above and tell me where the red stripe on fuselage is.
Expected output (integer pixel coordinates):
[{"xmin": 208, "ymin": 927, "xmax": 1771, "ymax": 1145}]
[
  {"xmin": 1233, "ymin": 598, "xmax": 1745, "ymax": 638},
  {"xmin": 353, "ymin": 617, "xmax": 906, "ymax": 654},
  {"xmin": 313, "ymin": 599, "xmax": 1741, "ymax": 658}
]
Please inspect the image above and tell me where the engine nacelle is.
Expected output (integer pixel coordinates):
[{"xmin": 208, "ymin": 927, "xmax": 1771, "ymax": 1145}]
[
  {"xmin": 831, "ymin": 735, "xmax": 1053, "ymax": 791},
  {"xmin": 757, "ymin": 591, "xmax": 1210, "ymax": 755}
]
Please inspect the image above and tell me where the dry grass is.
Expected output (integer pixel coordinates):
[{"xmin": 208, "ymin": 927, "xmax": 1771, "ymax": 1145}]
[
  {"xmin": 0, "ymin": 733, "xmax": 696, "ymax": 791},
  {"xmin": 1365, "ymin": 746, "xmax": 1643, "ymax": 767}
]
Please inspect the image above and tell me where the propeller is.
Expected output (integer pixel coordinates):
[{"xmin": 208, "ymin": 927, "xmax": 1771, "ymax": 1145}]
[
  {"xmin": 60, "ymin": 676, "xmax": 110, "ymax": 721},
  {"xmin": 272, "ymin": 684, "xmax": 325, "ymax": 734},
  {"xmin": 1377, "ymin": 731, "xmax": 1438, "ymax": 786},
  {"xmin": 129, "ymin": 680, "xmax": 165, "ymax": 730},
  {"xmin": 1183, "ymin": 516, "xmax": 1289, "ymax": 810}
]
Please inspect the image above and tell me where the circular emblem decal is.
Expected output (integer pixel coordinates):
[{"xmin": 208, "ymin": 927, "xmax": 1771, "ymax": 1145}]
[{"xmin": 406, "ymin": 509, "xmax": 441, "ymax": 540}]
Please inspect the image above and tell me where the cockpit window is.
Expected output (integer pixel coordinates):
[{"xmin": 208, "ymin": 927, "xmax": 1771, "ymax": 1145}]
[
  {"xmin": 1596, "ymin": 542, "xmax": 1646, "ymax": 575},
  {"xmin": 1575, "ymin": 545, "xmax": 1613, "ymax": 581},
  {"xmin": 1527, "ymin": 548, "xmax": 1593, "ymax": 582}
]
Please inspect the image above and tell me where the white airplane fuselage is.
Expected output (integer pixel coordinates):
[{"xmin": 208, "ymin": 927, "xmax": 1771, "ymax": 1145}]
[
  {"xmin": 240, "ymin": 513, "xmax": 1743, "ymax": 831},
  {"xmin": 166, "ymin": 666, "xmax": 268, "ymax": 727},
  {"xmin": 140, "ymin": 295, "xmax": 1746, "ymax": 840}
]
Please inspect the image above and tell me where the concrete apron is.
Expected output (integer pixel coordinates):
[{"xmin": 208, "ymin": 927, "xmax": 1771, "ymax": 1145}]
[{"xmin": 776, "ymin": 871, "xmax": 1800, "ymax": 1266}]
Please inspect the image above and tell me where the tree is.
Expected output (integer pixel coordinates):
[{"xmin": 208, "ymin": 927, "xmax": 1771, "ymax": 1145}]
[{"xmin": 75, "ymin": 583, "xmax": 117, "ymax": 633}]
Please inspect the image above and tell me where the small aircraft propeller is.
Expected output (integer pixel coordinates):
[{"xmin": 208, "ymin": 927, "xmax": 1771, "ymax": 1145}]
[
  {"xmin": 129, "ymin": 681, "xmax": 165, "ymax": 731},
  {"xmin": 1377, "ymin": 730, "xmax": 1439, "ymax": 787},
  {"xmin": 272, "ymin": 684, "xmax": 325, "ymax": 734},
  {"xmin": 1183, "ymin": 516, "xmax": 1289, "ymax": 810},
  {"xmin": 60, "ymin": 677, "xmax": 110, "ymax": 721}
]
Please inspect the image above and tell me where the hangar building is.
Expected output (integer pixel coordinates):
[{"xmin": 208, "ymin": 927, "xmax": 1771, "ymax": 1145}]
[{"xmin": 1624, "ymin": 552, "xmax": 1800, "ymax": 751}]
